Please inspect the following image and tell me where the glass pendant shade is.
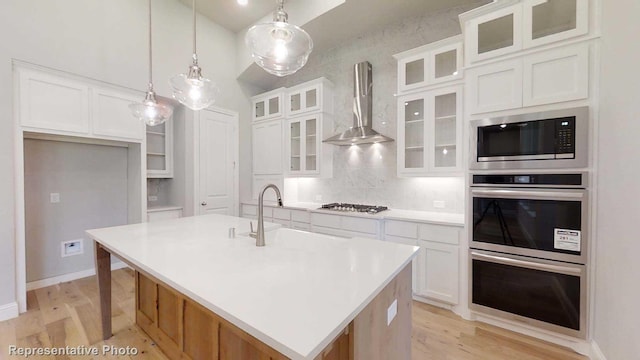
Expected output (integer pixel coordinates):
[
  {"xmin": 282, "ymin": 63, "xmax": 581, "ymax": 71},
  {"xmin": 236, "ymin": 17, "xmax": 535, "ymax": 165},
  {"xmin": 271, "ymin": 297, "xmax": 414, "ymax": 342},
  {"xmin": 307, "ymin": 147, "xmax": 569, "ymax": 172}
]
[
  {"xmin": 129, "ymin": 87, "xmax": 173, "ymax": 126},
  {"xmin": 245, "ymin": 0, "xmax": 313, "ymax": 77},
  {"xmin": 170, "ymin": 0, "xmax": 217, "ymax": 110},
  {"xmin": 169, "ymin": 60, "xmax": 218, "ymax": 110},
  {"xmin": 130, "ymin": 0, "xmax": 173, "ymax": 126}
]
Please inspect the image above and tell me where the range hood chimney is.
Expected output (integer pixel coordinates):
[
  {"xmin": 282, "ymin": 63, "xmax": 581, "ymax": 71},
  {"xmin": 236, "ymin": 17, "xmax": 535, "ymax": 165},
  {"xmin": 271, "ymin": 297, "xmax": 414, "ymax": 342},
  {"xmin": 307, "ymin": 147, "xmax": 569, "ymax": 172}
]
[{"xmin": 323, "ymin": 62, "xmax": 394, "ymax": 145}]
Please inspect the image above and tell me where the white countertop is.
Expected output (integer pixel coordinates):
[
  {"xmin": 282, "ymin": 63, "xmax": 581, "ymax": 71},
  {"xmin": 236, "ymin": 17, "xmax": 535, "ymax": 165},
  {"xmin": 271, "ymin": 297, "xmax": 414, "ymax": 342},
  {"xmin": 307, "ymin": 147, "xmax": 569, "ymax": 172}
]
[
  {"xmin": 86, "ymin": 214, "xmax": 418, "ymax": 360},
  {"xmin": 147, "ymin": 205, "xmax": 183, "ymax": 213},
  {"xmin": 242, "ymin": 201, "xmax": 465, "ymax": 226}
]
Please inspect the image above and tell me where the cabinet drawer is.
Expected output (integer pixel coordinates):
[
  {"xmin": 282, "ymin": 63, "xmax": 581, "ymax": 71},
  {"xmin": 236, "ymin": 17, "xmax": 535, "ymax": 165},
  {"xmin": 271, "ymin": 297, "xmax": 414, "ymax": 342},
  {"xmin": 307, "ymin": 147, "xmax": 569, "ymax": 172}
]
[
  {"xmin": 311, "ymin": 213, "xmax": 341, "ymax": 229},
  {"xmin": 273, "ymin": 208, "xmax": 291, "ymax": 220},
  {"xmin": 291, "ymin": 209, "xmax": 310, "ymax": 223},
  {"xmin": 291, "ymin": 221, "xmax": 311, "ymax": 231},
  {"xmin": 418, "ymin": 224, "xmax": 460, "ymax": 245},
  {"xmin": 311, "ymin": 225, "xmax": 348, "ymax": 238},
  {"xmin": 385, "ymin": 220, "xmax": 418, "ymax": 239},
  {"xmin": 341, "ymin": 216, "xmax": 379, "ymax": 235},
  {"xmin": 242, "ymin": 204, "xmax": 257, "ymax": 217},
  {"xmin": 271, "ymin": 218, "xmax": 290, "ymax": 227}
]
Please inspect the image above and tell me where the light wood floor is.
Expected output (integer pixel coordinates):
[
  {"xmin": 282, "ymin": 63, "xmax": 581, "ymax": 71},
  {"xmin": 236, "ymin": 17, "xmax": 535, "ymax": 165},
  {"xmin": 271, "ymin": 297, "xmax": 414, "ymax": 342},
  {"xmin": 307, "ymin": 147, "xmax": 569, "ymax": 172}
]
[{"xmin": 0, "ymin": 269, "xmax": 586, "ymax": 360}]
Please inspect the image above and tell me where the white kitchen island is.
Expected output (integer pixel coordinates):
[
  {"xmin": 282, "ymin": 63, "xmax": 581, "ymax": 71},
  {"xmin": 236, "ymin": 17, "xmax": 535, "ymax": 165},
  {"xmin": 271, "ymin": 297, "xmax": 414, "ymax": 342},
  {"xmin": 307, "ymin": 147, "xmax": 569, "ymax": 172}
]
[{"xmin": 86, "ymin": 214, "xmax": 418, "ymax": 360}]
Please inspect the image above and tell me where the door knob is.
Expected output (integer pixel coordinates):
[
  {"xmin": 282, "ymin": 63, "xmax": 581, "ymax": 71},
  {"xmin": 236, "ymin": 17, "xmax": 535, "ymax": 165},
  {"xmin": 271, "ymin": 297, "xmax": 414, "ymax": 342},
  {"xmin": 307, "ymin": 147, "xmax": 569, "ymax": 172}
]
[{"xmin": 201, "ymin": 201, "xmax": 207, "ymax": 206}]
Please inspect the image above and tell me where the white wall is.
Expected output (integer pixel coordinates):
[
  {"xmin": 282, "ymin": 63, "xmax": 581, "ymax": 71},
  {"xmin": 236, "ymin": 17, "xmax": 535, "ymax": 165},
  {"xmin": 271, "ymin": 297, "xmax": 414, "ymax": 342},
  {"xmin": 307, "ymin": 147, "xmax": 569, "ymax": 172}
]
[
  {"xmin": 266, "ymin": 4, "xmax": 482, "ymax": 213},
  {"xmin": 0, "ymin": 0, "xmax": 243, "ymax": 308},
  {"xmin": 594, "ymin": 0, "xmax": 640, "ymax": 358}
]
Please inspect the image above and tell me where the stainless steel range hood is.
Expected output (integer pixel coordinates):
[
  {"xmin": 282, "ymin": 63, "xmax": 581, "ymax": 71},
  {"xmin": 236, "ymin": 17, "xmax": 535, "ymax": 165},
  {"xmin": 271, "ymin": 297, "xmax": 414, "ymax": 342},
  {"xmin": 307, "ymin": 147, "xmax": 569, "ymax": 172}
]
[{"xmin": 323, "ymin": 62, "xmax": 394, "ymax": 145}]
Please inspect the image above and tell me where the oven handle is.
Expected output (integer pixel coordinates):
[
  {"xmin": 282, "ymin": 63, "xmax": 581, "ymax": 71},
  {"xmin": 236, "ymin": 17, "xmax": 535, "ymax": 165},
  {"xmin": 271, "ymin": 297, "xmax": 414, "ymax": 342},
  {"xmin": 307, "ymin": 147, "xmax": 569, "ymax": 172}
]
[
  {"xmin": 471, "ymin": 188, "xmax": 585, "ymax": 201},
  {"xmin": 471, "ymin": 251, "xmax": 583, "ymax": 275}
]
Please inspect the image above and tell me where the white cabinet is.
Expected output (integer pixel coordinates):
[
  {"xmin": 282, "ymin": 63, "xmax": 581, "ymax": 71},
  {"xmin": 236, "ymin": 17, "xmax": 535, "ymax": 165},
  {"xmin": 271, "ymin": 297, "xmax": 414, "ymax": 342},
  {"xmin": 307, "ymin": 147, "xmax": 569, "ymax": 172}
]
[
  {"xmin": 18, "ymin": 68, "xmax": 90, "ymax": 135},
  {"xmin": 467, "ymin": 43, "xmax": 589, "ymax": 114},
  {"xmin": 522, "ymin": 0, "xmax": 589, "ymax": 49},
  {"xmin": 398, "ymin": 85, "xmax": 463, "ymax": 176},
  {"xmin": 394, "ymin": 35, "xmax": 463, "ymax": 93},
  {"xmin": 92, "ymin": 87, "xmax": 144, "ymax": 140},
  {"xmin": 310, "ymin": 213, "xmax": 381, "ymax": 239},
  {"xmin": 464, "ymin": 3, "xmax": 523, "ymax": 65},
  {"xmin": 252, "ymin": 88, "xmax": 285, "ymax": 121},
  {"xmin": 384, "ymin": 219, "xmax": 461, "ymax": 305},
  {"xmin": 252, "ymin": 119, "xmax": 283, "ymax": 175},
  {"xmin": 146, "ymin": 119, "xmax": 174, "ymax": 178},
  {"xmin": 462, "ymin": 0, "xmax": 590, "ymax": 65},
  {"xmin": 286, "ymin": 78, "xmax": 333, "ymax": 117},
  {"xmin": 286, "ymin": 113, "xmax": 332, "ymax": 177}
]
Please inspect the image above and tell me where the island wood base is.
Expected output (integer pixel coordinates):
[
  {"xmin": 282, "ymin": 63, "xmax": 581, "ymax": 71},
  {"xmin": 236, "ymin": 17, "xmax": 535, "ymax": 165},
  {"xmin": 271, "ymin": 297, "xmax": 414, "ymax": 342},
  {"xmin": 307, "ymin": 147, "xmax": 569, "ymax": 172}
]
[{"xmin": 95, "ymin": 242, "xmax": 412, "ymax": 360}]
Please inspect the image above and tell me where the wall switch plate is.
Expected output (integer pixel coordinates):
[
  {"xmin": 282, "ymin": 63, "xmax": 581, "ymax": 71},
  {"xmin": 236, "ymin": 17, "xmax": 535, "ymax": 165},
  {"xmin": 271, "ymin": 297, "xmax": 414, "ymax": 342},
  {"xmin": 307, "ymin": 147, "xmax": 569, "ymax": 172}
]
[
  {"xmin": 387, "ymin": 299, "xmax": 398, "ymax": 326},
  {"xmin": 433, "ymin": 200, "xmax": 446, "ymax": 209},
  {"xmin": 61, "ymin": 239, "xmax": 83, "ymax": 257},
  {"xmin": 50, "ymin": 193, "xmax": 60, "ymax": 203},
  {"xmin": 148, "ymin": 195, "xmax": 158, "ymax": 202}
]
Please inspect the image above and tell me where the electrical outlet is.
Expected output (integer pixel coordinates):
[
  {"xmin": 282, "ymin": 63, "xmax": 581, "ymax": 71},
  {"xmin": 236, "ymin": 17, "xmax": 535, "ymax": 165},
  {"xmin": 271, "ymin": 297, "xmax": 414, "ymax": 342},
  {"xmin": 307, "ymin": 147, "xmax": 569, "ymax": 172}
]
[
  {"xmin": 433, "ymin": 200, "xmax": 446, "ymax": 209},
  {"xmin": 50, "ymin": 193, "xmax": 60, "ymax": 203},
  {"xmin": 387, "ymin": 299, "xmax": 398, "ymax": 326},
  {"xmin": 148, "ymin": 195, "xmax": 158, "ymax": 202},
  {"xmin": 61, "ymin": 239, "xmax": 83, "ymax": 257}
]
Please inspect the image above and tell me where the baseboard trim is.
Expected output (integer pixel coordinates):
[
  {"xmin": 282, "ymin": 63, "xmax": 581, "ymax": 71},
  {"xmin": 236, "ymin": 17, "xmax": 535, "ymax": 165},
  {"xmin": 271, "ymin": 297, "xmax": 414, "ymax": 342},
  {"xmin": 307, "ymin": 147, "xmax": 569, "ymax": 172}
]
[
  {"xmin": 590, "ymin": 341, "xmax": 607, "ymax": 360},
  {"xmin": 0, "ymin": 302, "xmax": 19, "ymax": 322},
  {"xmin": 26, "ymin": 262, "xmax": 129, "ymax": 291}
]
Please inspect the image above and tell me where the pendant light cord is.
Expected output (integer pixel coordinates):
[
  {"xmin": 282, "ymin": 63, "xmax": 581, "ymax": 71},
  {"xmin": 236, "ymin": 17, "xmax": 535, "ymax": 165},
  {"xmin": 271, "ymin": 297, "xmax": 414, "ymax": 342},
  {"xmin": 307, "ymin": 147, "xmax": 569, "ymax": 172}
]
[
  {"xmin": 192, "ymin": 0, "xmax": 197, "ymax": 63},
  {"xmin": 148, "ymin": 0, "xmax": 153, "ymax": 89}
]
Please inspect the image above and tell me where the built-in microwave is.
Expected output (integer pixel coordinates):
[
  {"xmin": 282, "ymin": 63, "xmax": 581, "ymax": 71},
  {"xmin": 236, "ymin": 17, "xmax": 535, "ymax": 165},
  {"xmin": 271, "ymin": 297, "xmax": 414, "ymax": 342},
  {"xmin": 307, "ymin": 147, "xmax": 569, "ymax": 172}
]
[{"xmin": 470, "ymin": 107, "xmax": 588, "ymax": 170}]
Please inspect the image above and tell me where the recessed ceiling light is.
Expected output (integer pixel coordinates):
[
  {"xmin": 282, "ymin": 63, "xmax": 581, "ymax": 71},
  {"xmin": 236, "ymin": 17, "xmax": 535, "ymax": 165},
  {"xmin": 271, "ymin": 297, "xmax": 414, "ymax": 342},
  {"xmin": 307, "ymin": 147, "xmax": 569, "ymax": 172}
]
[{"xmin": 238, "ymin": 0, "xmax": 248, "ymax": 5}]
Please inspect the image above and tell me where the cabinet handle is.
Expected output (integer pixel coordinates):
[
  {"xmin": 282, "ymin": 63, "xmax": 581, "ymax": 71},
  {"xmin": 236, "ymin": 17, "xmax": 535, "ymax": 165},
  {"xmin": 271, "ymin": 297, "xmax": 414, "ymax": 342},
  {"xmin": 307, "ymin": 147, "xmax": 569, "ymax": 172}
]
[{"xmin": 201, "ymin": 202, "xmax": 207, "ymax": 206}]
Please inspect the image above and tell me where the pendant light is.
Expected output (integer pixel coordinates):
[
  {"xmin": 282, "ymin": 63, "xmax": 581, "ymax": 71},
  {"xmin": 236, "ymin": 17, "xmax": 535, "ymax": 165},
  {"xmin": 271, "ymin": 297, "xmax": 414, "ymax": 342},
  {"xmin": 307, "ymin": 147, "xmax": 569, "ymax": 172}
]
[
  {"xmin": 169, "ymin": 0, "xmax": 217, "ymax": 110},
  {"xmin": 130, "ymin": 0, "xmax": 173, "ymax": 126},
  {"xmin": 245, "ymin": 0, "xmax": 313, "ymax": 77}
]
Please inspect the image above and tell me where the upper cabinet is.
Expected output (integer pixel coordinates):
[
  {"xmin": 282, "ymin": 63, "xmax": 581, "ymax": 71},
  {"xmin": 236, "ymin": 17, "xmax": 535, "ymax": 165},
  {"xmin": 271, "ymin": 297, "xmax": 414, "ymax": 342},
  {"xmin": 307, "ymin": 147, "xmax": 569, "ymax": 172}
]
[
  {"xmin": 394, "ymin": 35, "xmax": 463, "ymax": 94},
  {"xmin": 146, "ymin": 119, "xmax": 174, "ymax": 178},
  {"xmin": 398, "ymin": 85, "xmax": 463, "ymax": 176},
  {"xmin": 252, "ymin": 88, "xmax": 285, "ymax": 122},
  {"xmin": 17, "ymin": 65, "xmax": 145, "ymax": 142},
  {"xmin": 286, "ymin": 113, "xmax": 332, "ymax": 177},
  {"xmin": 286, "ymin": 77, "xmax": 334, "ymax": 117},
  {"xmin": 461, "ymin": 0, "xmax": 589, "ymax": 65}
]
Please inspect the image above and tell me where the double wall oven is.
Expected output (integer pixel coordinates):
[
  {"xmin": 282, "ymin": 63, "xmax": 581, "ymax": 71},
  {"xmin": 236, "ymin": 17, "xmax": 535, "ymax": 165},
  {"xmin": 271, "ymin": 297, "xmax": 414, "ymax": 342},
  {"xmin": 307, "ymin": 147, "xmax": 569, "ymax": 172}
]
[{"xmin": 469, "ymin": 107, "xmax": 589, "ymax": 339}]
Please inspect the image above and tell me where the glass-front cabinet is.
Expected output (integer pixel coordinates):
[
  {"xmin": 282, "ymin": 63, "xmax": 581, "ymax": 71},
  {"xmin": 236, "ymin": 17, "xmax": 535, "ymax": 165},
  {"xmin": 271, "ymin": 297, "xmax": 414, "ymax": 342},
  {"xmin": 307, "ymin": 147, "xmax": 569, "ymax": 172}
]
[
  {"xmin": 286, "ymin": 78, "xmax": 333, "ymax": 117},
  {"xmin": 398, "ymin": 86, "xmax": 462, "ymax": 176},
  {"xmin": 252, "ymin": 88, "xmax": 285, "ymax": 121},
  {"xmin": 146, "ymin": 118, "xmax": 173, "ymax": 178},
  {"xmin": 286, "ymin": 114, "xmax": 329, "ymax": 176},
  {"xmin": 395, "ymin": 35, "xmax": 463, "ymax": 93},
  {"xmin": 523, "ymin": 0, "xmax": 588, "ymax": 48},
  {"xmin": 465, "ymin": 4, "xmax": 523, "ymax": 65}
]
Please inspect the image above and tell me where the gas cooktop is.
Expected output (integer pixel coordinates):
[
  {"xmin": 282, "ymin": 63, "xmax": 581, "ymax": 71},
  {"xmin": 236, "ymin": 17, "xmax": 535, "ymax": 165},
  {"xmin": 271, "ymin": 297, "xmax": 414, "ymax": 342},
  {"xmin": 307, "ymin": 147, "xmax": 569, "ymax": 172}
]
[{"xmin": 320, "ymin": 203, "xmax": 389, "ymax": 214}]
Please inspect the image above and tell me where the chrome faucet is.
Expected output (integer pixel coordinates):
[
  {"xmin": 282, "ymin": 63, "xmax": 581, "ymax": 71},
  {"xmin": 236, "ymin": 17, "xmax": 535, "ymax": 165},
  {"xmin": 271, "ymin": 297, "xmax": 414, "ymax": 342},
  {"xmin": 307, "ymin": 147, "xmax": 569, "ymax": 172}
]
[{"xmin": 249, "ymin": 184, "xmax": 283, "ymax": 246}]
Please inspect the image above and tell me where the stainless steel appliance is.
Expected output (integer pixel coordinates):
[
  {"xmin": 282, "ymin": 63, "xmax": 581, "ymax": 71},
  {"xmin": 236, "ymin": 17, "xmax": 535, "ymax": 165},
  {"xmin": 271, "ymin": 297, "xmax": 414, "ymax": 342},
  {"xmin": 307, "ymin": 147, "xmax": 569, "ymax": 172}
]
[
  {"xmin": 470, "ymin": 107, "xmax": 588, "ymax": 170},
  {"xmin": 320, "ymin": 203, "xmax": 388, "ymax": 214},
  {"xmin": 470, "ymin": 172, "xmax": 588, "ymax": 338}
]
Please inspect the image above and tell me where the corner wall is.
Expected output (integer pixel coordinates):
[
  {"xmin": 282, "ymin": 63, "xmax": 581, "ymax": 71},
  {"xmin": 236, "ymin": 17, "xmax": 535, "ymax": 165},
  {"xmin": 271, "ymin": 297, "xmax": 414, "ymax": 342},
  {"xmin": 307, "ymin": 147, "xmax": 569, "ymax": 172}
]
[{"xmin": 593, "ymin": 0, "xmax": 640, "ymax": 358}]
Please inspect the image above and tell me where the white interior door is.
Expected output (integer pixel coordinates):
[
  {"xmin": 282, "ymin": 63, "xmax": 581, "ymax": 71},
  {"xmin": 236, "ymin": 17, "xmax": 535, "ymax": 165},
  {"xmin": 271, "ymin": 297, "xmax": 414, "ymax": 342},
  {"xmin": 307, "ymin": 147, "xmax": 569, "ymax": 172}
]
[{"xmin": 197, "ymin": 109, "xmax": 238, "ymax": 216}]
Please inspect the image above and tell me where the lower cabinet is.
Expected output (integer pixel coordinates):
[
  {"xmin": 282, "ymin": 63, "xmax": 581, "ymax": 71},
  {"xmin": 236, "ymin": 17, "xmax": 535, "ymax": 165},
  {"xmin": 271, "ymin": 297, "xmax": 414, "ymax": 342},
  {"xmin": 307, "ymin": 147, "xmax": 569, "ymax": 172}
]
[
  {"xmin": 384, "ymin": 220, "xmax": 460, "ymax": 305},
  {"xmin": 136, "ymin": 271, "xmax": 353, "ymax": 360}
]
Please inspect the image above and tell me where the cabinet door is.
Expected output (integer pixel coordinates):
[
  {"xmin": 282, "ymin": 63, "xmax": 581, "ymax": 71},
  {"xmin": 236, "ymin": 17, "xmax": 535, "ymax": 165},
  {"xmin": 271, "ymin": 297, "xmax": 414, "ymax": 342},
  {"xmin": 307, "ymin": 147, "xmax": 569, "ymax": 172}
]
[
  {"xmin": 465, "ymin": 4, "xmax": 523, "ymax": 65},
  {"xmin": 252, "ymin": 120, "xmax": 283, "ymax": 175},
  {"xmin": 19, "ymin": 69, "xmax": 90, "ymax": 134},
  {"xmin": 467, "ymin": 59, "xmax": 523, "ymax": 114},
  {"xmin": 252, "ymin": 92, "xmax": 283, "ymax": 121},
  {"xmin": 397, "ymin": 53, "xmax": 429, "ymax": 93},
  {"xmin": 523, "ymin": 0, "xmax": 589, "ymax": 49},
  {"xmin": 92, "ymin": 87, "xmax": 144, "ymax": 140},
  {"xmin": 147, "ymin": 119, "xmax": 174, "ymax": 178},
  {"xmin": 288, "ymin": 119, "xmax": 302, "ymax": 173},
  {"xmin": 428, "ymin": 86, "xmax": 462, "ymax": 172},
  {"xmin": 522, "ymin": 43, "xmax": 589, "ymax": 107},
  {"xmin": 304, "ymin": 117, "xmax": 319, "ymax": 173},
  {"xmin": 429, "ymin": 42, "xmax": 463, "ymax": 85},
  {"xmin": 397, "ymin": 93, "xmax": 427, "ymax": 175},
  {"xmin": 287, "ymin": 114, "xmax": 321, "ymax": 176},
  {"xmin": 417, "ymin": 241, "xmax": 459, "ymax": 304},
  {"xmin": 384, "ymin": 235, "xmax": 419, "ymax": 294}
]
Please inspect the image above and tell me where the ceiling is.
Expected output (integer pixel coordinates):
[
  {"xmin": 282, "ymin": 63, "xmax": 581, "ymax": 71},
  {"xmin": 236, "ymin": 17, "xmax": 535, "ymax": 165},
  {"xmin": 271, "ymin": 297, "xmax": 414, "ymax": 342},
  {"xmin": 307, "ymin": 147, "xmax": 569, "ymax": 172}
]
[{"xmin": 178, "ymin": 0, "xmax": 284, "ymax": 33}]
